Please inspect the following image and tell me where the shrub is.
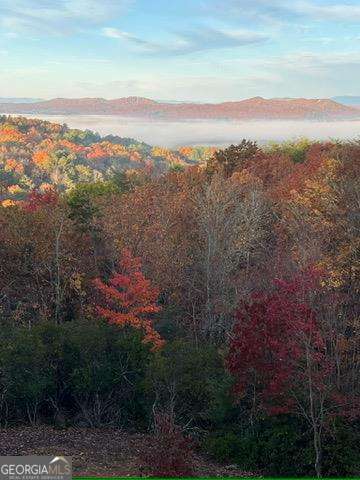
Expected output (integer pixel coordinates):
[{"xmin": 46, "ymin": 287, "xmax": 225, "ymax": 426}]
[
  {"xmin": 203, "ymin": 431, "xmax": 243, "ymax": 464},
  {"xmin": 142, "ymin": 412, "xmax": 195, "ymax": 477},
  {"xmin": 323, "ymin": 419, "xmax": 360, "ymax": 476},
  {"xmin": 0, "ymin": 320, "xmax": 152, "ymax": 427},
  {"xmin": 0, "ymin": 327, "xmax": 56, "ymax": 424},
  {"xmin": 145, "ymin": 339, "xmax": 230, "ymax": 428},
  {"xmin": 62, "ymin": 320, "xmax": 152, "ymax": 427},
  {"xmin": 204, "ymin": 417, "xmax": 313, "ymax": 476}
]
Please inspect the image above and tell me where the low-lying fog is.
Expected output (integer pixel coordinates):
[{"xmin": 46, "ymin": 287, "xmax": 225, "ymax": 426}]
[{"xmin": 13, "ymin": 114, "xmax": 360, "ymax": 147}]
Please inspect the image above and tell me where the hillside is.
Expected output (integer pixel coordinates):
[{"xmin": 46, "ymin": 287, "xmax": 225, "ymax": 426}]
[
  {"xmin": 0, "ymin": 118, "xmax": 359, "ymax": 478},
  {"xmin": 0, "ymin": 115, "xmax": 215, "ymax": 205},
  {"xmin": 0, "ymin": 96, "xmax": 358, "ymax": 120}
]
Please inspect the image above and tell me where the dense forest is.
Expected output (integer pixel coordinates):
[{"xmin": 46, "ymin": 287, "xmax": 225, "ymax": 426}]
[
  {"xmin": 0, "ymin": 116, "xmax": 359, "ymax": 477},
  {"xmin": 0, "ymin": 115, "xmax": 215, "ymax": 205}
]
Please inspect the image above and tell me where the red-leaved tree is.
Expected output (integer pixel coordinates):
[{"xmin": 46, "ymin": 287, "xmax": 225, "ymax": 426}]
[
  {"xmin": 228, "ymin": 270, "xmax": 349, "ymax": 478},
  {"xmin": 22, "ymin": 188, "xmax": 58, "ymax": 213},
  {"xmin": 93, "ymin": 249, "xmax": 164, "ymax": 351}
]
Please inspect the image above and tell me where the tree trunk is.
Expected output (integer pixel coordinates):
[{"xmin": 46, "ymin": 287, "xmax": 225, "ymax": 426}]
[{"xmin": 313, "ymin": 427, "xmax": 322, "ymax": 478}]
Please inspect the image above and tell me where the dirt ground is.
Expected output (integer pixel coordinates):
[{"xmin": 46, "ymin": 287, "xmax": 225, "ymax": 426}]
[{"xmin": 0, "ymin": 426, "xmax": 257, "ymax": 477}]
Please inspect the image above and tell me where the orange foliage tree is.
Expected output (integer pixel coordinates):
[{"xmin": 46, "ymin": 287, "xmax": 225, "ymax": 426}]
[
  {"xmin": 32, "ymin": 150, "xmax": 50, "ymax": 168},
  {"xmin": 0, "ymin": 126, "xmax": 25, "ymax": 144},
  {"xmin": 93, "ymin": 249, "xmax": 164, "ymax": 350}
]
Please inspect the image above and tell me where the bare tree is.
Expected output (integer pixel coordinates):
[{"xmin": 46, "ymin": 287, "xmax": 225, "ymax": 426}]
[{"xmin": 193, "ymin": 174, "xmax": 272, "ymax": 339}]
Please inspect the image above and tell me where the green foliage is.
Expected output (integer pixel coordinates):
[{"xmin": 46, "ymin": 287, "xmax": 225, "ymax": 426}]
[
  {"xmin": 188, "ymin": 146, "xmax": 215, "ymax": 164},
  {"xmin": 204, "ymin": 417, "xmax": 313, "ymax": 476},
  {"xmin": 66, "ymin": 181, "xmax": 120, "ymax": 227},
  {"xmin": 204, "ymin": 416, "xmax": 360, "ymax": 477},
  {"xmin": 103, "ymin": 134, "xmax": 151, "ymax": 153},
  {"xmin": 266, "ymin": 138, "xmax": 313, "ymax": 163},
  {"xmin": 62, "ymin": 321, "xmax": 152, "ymax": 427},
  {"xmin": 204, "ymin": 431, "xmax": 243, "ymax": 463},
  {"xmin": 145, "ymin": 340, "xmax": 230, "ymax": 426},
  {"xmin": 63, "ymin": 128, "xmax": 101, "ymax": 146},
  {"xmin": 0, "ymin": 327, "xmax": 56, "ymax": 424},
  {"xmin": 0, "ymin": 321, "xmax": 358, "ymax": 476},
  {"xmin": 323, "ymin": 420, "xmax": 360, "ymax": 476},
  {"xmin": 0, "ymin": 321, "xmax": 152, "ymax": 427},
  {"xmin": 169, "ymin": 163, "xmax": 185, "ymax": 173}
]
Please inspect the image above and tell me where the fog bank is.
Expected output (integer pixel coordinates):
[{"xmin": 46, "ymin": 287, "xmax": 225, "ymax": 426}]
[{"xmin": 9, "ymin": 114, "xmax": 360, "ymax": 147}]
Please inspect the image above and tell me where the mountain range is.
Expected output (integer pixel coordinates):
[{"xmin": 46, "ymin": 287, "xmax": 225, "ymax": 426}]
[{"xmin": 0, "ymin": 96, "xmax": 358, "ymax": 120}]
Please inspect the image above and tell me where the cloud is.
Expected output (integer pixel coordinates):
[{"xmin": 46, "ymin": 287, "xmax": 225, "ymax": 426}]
[
  {"xmin": 2, "ymin": 49, "xmax": 358, "ymax": 101},
  {"xmin": 262, "ymin": 51, "xmax": 360, "ymax": 75},
  {"xmin": 210, "ymin": 0, "xmax": 360, "ymax": 24},
  {"xmin": 102, "ymin": 27, "xmax": 160, "ymax": 49},
  {"xmin": 102, "ymin": 26, "xmax": 268, "ymax": 55},
  {"xmin": 290, "ymin": 1, "xmax": 360, "ymax": 22},
  {"xmin": 0, "ymin": 0, "xmax": 133, "ymax": 36},
  {"xmin": 240, "ymin": 51, "xmax": 360, "ymax": 97}
]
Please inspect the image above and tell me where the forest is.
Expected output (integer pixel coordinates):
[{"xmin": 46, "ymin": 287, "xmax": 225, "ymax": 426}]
[{"xmin": 0, "ymin": 115, "xmax": 359, "ymax": 477}]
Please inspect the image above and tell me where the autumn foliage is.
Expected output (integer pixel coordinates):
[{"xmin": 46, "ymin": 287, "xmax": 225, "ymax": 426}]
[
  {"xmin": 142, "ymin": 413, "xmax": 195, "ymax": 477},
  {"xmin": 22, "ymin": 188, "xmax": 58, "ymax": 212},
  {"xmin": 93, "ymin": 249, "xmax": 164, "ymax": 351},
  {"xmin": 0, "ymin": 117, "xmax": 359, "ymax": 477},
  {"xmin": 228, "ymin": 270, "xmax": 329, "ymax": 415},
  {"xmin": 0, "ymin": 115, "xmax": 211, "ymax": 205}
]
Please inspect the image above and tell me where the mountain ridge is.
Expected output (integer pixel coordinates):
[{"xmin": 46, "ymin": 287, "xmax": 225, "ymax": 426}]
[{"xmin": 0, "ymin": 96, "xmax": 357, "ymax": 120}]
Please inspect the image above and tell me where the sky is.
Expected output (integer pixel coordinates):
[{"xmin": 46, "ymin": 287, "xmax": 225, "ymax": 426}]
[{"xmin": 0, "ymin": 0, "xmax": 359, "ymax": 102}]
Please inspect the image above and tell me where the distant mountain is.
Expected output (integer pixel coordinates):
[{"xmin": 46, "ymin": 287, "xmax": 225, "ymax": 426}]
[
  {"xmin": 0, "ymin": 96, "xmax": 358, "ymax": 120},
  {"xmin": 331, "ymin": 96, "xmax": 360, "ymax": 107},
  {"xmin": 0, "ymin": 97, "xmax": 43, "ymax": 104}
]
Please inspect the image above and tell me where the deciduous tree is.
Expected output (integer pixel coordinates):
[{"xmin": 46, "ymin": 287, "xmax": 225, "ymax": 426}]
[{"xmin": 94, "ymin": 249, "xmax": 164, "ymax": 351}]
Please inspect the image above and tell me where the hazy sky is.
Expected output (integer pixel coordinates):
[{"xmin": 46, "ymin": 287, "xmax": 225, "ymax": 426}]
[{"xmin": 0, "ymin": 0, "xmax": 359, "ymax": 101}]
